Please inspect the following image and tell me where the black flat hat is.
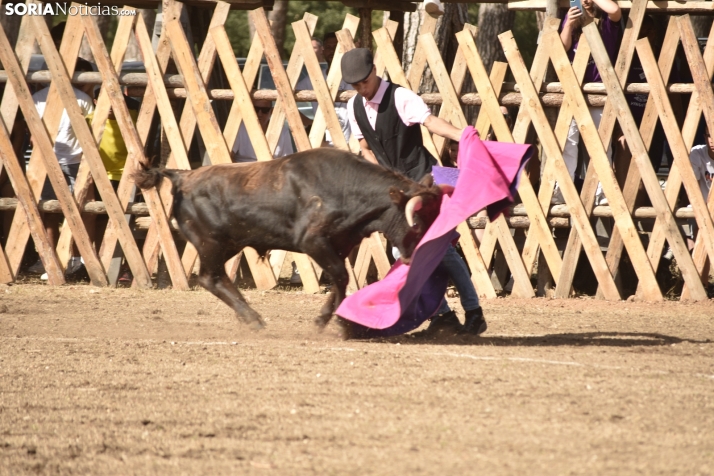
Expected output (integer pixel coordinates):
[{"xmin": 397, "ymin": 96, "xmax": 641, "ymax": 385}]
[{"xmin": 341, "ymin": 48, "xmax": 374, "ymax": 84}]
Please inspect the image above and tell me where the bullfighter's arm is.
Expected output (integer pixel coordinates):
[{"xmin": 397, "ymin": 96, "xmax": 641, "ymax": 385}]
[
  {"xmin": 423, "ymin": 115, "xmax": 465, "ymax": 142},
  {"xmin": 358, "ymin": 138, "xmax": 379, "ymax": 165}
]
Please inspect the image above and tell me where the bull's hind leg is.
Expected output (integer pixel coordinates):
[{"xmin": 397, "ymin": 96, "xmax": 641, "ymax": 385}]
[
  {"xmin": 302, "ymin": 242, "xmax": 349, "ymax": 330},
  {"xmin": 197, "ymin": 241, "xmax": 265, "ymax": 330}
]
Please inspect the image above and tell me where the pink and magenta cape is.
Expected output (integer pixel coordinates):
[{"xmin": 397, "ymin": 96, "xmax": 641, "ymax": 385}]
[{"xmin": 335, "ymin": 127, "xmax": 533, "ymax": 337}]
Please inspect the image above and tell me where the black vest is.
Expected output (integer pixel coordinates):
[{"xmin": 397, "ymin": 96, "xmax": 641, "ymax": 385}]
[{"xmin": 353, "ymin": 81, "xmax": 436, "ymax": 181}]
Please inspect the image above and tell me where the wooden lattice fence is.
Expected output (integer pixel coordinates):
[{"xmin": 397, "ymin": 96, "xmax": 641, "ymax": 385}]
[{"xmin": 0, "ymin": 0, "xmax": 712, "ymax": 301}]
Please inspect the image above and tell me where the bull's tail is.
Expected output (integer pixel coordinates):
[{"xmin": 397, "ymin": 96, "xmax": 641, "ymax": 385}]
[{"xmin": 132, "ymin": 164, "xmax": 183, "ymax": 194}]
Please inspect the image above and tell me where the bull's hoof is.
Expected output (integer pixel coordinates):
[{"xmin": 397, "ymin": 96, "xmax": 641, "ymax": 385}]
[
  {"xmin": 239, "ymin": 312, "xmax": 266, "ymax": 331},
  {"xmin": 247, "ymin": 318, "xmax": 266, "ymax": 331},
  {"xmin": 335, "ymin": 317, "xmax": 370, "ymax": 340},
  {"xmin": 314, "ymin": 314, "xmax": 332, "ymax": 331}
]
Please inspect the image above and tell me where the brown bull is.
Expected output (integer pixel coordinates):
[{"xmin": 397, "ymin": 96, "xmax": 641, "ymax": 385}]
[{"xmin": 133, "ymin": 148, "xmax": 447, "ymax": 331}]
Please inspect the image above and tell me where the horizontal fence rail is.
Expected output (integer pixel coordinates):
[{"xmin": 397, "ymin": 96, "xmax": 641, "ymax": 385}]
[{"xmin": 0, "ymin": 0, "xmax": 712, "ymax": 301}]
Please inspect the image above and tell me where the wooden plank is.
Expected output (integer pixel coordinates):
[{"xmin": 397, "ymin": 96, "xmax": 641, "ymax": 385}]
[
  {"xmin": 433, "ymin": 23, "xmax": 477, "ymax": 157},
  {"xmin": 553, "ymin": 0, "xmax": 647, "ymax": 298},
  {"xmin": 474, "ymin": 61, "xmax": 508, "ymax": 136},
  {"xmin": 180, "ymin": 4, "xmax": 262, "ymax": 282},
  {"xmin": 249, "ymin": 7, "xmax": 320, "ymax": 293},
  {"xmin": 222, "ymin": 11, "xmax": 266, "ymax": 149},
  {"xmin": 578, "ymin": 20, "xmax": 706, "ymax": 300},
  {"xmin": 458, "ymin": 30, "xmax": 557, "ymax": 298},
  {"xmin": 81, "ymin": 13, "xmax": 187, "ymax": 290},
  {"xmin": 55, "ymin": 10, "xmax": 139, "ymax": 270},
  {"xmin": 636, "ymin": 39, "xmax": 714, "ymax": 266},
  {"xmin": 0, "ymin": 17, "xmax": 109, "ymax": 286},
  {"xmin": 0, "ymin": 120, "xmax": 50, "ymax": 283},
  {"xmin": 212, "ymin": 25, "xmax": 278, "ymax": 291},
  {"xmin": 3, "ymin": 12, "xmax": 85, "ymax": 277},
  {"xmin": 510, "ymin": 17, "xmax": 561, "ymax": 276},
  {"xmin": 499, "ymin": 30, "xmax": 621, "ymax": 300},
  {"xmin": 0, "ymin": 13, "xmax": 35, "ymax": 282},
  {"xmin": 0, "ymin": 13, "xmax": 34, "ymax": 134},
  {"xmin": 545, "ymin": 30, "xmax": 662, "ymax": 301},
  {"xmin": 549, "ymin": 36, "xmax": 600, "ymax": 298},
  {"xmin": 596, "ymin": 18, "xmax": 681, "ymax": 298},
  {"xmin": 212, "ymin": 26, "xmax": 272, "ymax": 160},
  {"xmin": 457, "ymin": 222, "xmax": 498, "ymax": 299},
  {"xmin": 292, "ymin": 19, "xmax": 348, "ymax": 150},
  {"xmin": 308, "ymin": 14, "xmax": 360, "ymax": 148},
  {"xmin": 106, "ymin": 1, "xmax": 185, "ymax": 281},
  {"xmin": 419, "ymin": 33, "xmax": 497, "ymax": 298},
  {"xmin": 676, "ymin": 16, "xmax": 714, "ymax": 298},
  {"xmin": 263, "ymin": 12, "xmax": 318, "ymax": 154},
  {"xmin": 138, "ymin": 3, "xmax": 229, "ymax": 278},
  {"xmin": 167, "ymin": 20, "xmax": 232, "ymax": 164},
  {"xmin": 374, "ymin": 19, "xmax": 399, "ymax": 78}
]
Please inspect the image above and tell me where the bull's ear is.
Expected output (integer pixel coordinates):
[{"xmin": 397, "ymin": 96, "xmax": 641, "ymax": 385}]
[
  {"xmin": 419, "ymin": 174, "xmax": 434, "ymax": 188},
  {"xmin": 389, "ymin": 186, "xmax": 407, "ymax": 206}
]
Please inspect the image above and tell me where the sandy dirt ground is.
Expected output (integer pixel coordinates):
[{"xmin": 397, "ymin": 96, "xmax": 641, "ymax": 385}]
[{"xmin": 1, "ymin": 283, "xmax": 713, "ymax": 475}]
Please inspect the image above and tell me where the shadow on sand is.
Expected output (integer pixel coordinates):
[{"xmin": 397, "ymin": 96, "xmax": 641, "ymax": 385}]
[{"xmin": 366, "ymin": 331, "xmax": 712, "ymax": 348}]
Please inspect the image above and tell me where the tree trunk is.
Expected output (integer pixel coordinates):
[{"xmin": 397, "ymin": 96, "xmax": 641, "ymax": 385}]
[
  {"xmin": 403, "ymin": 3, "xmax": 468, "ymax": 93},
  {"xmin": 476, "ymin": 3, "xmax": 515, "ymax": 76},
  {"xmin": 269, "ymin": 0, "xmax": 289, "ymax": 59},
  {"xmin": 359, "ymin": 8, "xmax": 372, "ymax": 50},
  {"xmin": 402, "ymin": 4, "xmax": 423, "ymax": 72}
]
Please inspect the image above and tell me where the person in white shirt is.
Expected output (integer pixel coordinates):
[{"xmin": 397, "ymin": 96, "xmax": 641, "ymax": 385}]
[
  {"xmin": 231, "ymin": 99, "xmax": 294, "ymax": 162},
  {"xmin": 686, "ymin": 127, "xmax": 714, "ymax": 250},
  {"xmin": 27, "ymin": 56, "xmax": 95, "ymax": 279}
]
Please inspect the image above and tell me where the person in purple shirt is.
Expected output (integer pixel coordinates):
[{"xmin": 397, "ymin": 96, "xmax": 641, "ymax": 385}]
[{"xmin": 551, "ymin": 0, "xmax": 622, "ymax": 205}]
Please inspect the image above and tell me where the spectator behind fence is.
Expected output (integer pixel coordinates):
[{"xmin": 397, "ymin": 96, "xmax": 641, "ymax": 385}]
[
  {"xmin": 26, "ymin": 55, "xmax": 95, "ymax": 280},
  {"xmin": 552, "ymin": 0, "xmax": 622, "ymax": 206},
  {"xmin": 342, "ymin": 47, "xmax": 486, "ymax": 337},
  {"xmin": 231, "ymin": 98, "xmax": 294, "ymax": 162}
]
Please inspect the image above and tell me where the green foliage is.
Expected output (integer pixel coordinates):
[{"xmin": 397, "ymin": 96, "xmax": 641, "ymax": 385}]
[
  {"xmin": 512, "ymin": 11, "xmax": 539, "ymax": 68},
  {"xmin": 225, "ymin": 2, "xmax": 360, "ymax": 58},
  {"xmin": 225, "ymin": 10, "xmax": 252, "ymax": 56},
  {"xmin": 465, "ymin": 4, "xmax": 539, "ymax": 69}
]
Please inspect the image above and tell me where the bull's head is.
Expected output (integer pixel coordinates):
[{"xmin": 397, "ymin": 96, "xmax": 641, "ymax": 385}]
[{"xmin": 388, "ymin": 175, "xmax": 453, "ymax": 264}]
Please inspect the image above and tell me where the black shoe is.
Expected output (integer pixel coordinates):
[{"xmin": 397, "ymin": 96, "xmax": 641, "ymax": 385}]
[
  {"xmin": 461, "ymin": 307, "xmax": 487, "ymax": 335},
  {"xmin": 426, "ymin": 310, "xmax": 462, "ymax": 336}
]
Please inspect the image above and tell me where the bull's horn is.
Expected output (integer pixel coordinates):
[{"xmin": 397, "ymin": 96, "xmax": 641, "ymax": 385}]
[{"xmin": 405, "ymin": 195, "xmax": 423, "ymax": 227}]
